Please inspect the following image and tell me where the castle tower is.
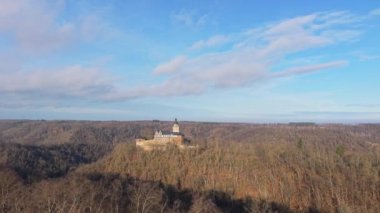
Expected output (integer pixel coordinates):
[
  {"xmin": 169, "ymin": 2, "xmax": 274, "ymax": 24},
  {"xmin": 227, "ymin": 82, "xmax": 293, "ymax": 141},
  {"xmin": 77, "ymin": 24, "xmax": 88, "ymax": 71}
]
[{"xmin": 172, "ymin": 118, "xmax": 179, "ymax": 133}]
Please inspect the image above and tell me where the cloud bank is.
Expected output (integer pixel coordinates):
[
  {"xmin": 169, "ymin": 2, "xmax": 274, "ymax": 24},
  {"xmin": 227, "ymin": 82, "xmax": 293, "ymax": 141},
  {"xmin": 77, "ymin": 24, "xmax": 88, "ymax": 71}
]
[
  {"xmin": 0, "ymin": 0, "xmax": 115, "ymax": 105},
  {"xmin": 189, "ymin": 35, "xmax": 230, "ymax": 50},
  {"xmin": 119, "ymin": 11, "xmax": 361, "ymax": 99},
  {"xmin": 0, "ymin": 65, "xmax": 113, "ymax": 98},
  {"xmin": 153, "ymin": 56, "xmax": 187, "ymax": 74},
  {"xmin": 0, "ymin": 0, "xmax": 110, "ymax": 53},
  {"xmin": 0, "ymin": 6, "xmax": 376, "ymax": 105}
]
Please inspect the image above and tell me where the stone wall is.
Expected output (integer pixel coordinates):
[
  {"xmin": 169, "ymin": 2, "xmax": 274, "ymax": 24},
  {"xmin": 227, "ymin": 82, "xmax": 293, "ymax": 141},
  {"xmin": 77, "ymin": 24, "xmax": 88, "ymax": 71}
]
[{"xmin": 136, "ymin": 135, "xmax": 185, "ymax": 151}]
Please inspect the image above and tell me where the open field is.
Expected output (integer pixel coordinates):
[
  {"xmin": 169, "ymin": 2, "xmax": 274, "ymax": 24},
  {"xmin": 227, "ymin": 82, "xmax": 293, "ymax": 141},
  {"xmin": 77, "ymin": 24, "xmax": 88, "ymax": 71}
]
[{"xmin": 0, "ymin": 120, "xmax": 379, "ymax": 212}]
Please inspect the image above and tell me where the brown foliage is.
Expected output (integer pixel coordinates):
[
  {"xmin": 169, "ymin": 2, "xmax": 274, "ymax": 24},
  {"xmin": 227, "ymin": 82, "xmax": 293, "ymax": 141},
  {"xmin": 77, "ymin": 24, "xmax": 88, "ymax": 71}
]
[
  {"xmin": 79, "ymin": 132, "xmax": 380, "ymax": 212},
  {"xmin": 0, "ymin": 120, "xmax": 380, "ymax": 212}
]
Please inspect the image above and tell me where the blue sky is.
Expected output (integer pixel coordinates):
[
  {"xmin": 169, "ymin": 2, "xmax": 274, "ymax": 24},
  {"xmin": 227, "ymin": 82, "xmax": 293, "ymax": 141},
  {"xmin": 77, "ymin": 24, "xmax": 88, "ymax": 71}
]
[{"xmin": 0, "ymin": 0, "xmax": 380, "ymax": 123}]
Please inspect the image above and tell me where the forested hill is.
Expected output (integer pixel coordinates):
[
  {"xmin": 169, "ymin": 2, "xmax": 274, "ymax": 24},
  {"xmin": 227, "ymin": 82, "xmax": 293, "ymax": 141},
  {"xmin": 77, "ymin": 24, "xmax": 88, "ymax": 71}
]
[
  {"xmin": 0, "ymin": 143, "xmax": 112, "ymax": 183},
  {"xmin": 0, "ymin": 120, "xmax": 379, "ymax": 212},
  {"xmin": 0, "ymin": 120, "xmax": 148, "ymax": 145}
]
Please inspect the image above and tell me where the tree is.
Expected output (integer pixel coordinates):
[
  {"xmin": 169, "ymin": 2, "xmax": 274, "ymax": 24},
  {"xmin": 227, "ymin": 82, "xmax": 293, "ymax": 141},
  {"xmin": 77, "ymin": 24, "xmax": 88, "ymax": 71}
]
[{"xmin": 335, "ymin": 144, "xmax": 345, "ymax": 157}]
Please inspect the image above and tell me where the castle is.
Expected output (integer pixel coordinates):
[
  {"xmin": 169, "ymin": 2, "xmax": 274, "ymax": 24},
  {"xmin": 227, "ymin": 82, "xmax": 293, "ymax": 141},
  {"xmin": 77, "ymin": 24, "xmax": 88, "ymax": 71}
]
[{"xmin": 136, "ymin": 118, "xmax": 195, "ymax": 151}]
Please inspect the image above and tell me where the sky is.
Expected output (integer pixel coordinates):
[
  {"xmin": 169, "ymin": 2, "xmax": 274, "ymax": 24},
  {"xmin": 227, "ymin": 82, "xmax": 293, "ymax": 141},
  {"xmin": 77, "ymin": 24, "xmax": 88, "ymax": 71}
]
[{"xmin": 0, "ymin": 0, "xmax": 380, "ymax": 123}]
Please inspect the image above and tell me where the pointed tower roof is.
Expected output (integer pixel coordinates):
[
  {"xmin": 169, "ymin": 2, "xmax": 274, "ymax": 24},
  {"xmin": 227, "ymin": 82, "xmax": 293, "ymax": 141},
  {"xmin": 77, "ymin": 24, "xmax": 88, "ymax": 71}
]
[{"xmin": 174, "ymin": 118, "xmax": 178, "ymax": 124}]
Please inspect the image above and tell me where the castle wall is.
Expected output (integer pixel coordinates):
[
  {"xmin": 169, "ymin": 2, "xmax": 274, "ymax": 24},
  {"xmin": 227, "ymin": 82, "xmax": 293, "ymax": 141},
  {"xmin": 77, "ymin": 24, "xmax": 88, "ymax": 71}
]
[
  {"xmin": 136, "ymin": 135, "xmax": 185, "ymax": 151},
  {"xmin": 152, "ymin": 135, "xmax": 183, "ymax": 144}
]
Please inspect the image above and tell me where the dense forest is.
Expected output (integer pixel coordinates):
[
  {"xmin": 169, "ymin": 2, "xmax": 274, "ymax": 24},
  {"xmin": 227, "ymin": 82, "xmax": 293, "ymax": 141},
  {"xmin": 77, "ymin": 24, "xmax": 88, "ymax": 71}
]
[{"xmin": 0, "ymin": 120, "xmax": 379, "ymax": 212}]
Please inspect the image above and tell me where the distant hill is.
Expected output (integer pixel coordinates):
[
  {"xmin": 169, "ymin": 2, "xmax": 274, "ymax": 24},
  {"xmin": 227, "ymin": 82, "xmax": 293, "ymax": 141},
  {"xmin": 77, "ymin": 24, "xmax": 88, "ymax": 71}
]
[{"xmin": 1, "ymin": 120, "xmax": 379, "ymax": 147}]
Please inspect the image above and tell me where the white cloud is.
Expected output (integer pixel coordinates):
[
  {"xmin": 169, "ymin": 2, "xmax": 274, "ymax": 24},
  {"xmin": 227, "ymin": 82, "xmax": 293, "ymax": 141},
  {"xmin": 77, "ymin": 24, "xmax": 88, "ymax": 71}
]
[
  {"xmin": 0, "ymin": 0, "xmax": 111, "ymax": 53},
  {"xmin": 0, "ymin": 0, "xmax": 118, "ymax": 107},
  {"xmin": 271, "ymin": 61, "xmax": 348, "ymax": 78},
  {"xmin": 153, "ymin": 56, "xmax": 187, "ymax": 74},
  {"xmin": 133, "ymin": 11, "xmax": 362, "ymax": 98},
  {"xmin": 0, "ymin": 65, "xmax": 113, "ymax": 98},
  {"xmin": 190, "ymin": 35, "xmax": 230, "ymax": 50},
  {"xmin": 369, "ymin": 8, "xmax": 380, "ymax": 16},
  {"xmin": 0, "ymin": 0, "xmax": 72, "ymax": 52},
  {"xmin": 171, "ymin": 9, "xmax": 208, "ymax": 28},
  {"xmin": 0, "ymin": 9, "xmax": 375, "ymax": 104}
]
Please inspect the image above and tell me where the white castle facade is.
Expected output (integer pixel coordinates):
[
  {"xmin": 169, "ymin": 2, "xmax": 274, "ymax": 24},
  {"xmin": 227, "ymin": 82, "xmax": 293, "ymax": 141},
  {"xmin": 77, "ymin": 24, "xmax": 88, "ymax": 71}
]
[{"xmin": 136, "ymin": 118, "xmax": 196, "ymax": 151}]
